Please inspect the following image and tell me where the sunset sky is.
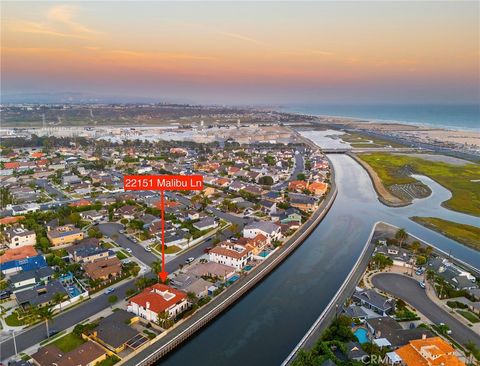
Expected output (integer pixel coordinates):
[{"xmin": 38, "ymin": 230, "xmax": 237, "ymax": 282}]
[{"xmin": 2, "ymin": 1, "xmax": 479, "ymax": 104}]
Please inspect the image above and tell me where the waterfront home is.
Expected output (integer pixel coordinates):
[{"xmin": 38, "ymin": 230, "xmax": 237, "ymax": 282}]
[
  {"xmin": 395, "ymin": 336, "xmax": 465, "ymax": 366},
  {"xmin": 375, "ymin": 245, "xmax": 413, "ymax": 268},
  {"xmin": 30, "ymin": 340, "xmax": 107, "ymax": 366},
  {"xmin": 88, "ymin": 310, "xmax": 145, "ymax": 353},
  {"xmin": 365, "ymin": 317, "xmax": 434, "ymax": 348},
  {"xmin": 353, "ymin": 288, "xmax": 394, "ymax": 316},
  {"xmin": 128, "ymin": 284, "xmax": 188, "ymax": 322},
  {"xmin": 345, "ymin": 341, "xmax": 368, "ymax": 362},
  {"xmin": 4, "ymin": 226, "xmax": 36, "ymax": 248},
  {"xmin": 238, "ymin": 234, "xmax": 269, "ymax": 255},
  {"xmin": 243, "ymin": 221, "xmax": 283, "ymax": 244},
  {"xmin": 47, "ymin": 224, "xmax": 84, "ymax": 246},
  {"xmin": 186, "ymin": 262, "xmax": 236, "ymax": 281},
  {"xmin": 308, "ymin": 181, "xmax": 328, "ymax": 196},
  {"xmin": 209, "ymin": 241, "xmax": 252, "ymax": 269}
]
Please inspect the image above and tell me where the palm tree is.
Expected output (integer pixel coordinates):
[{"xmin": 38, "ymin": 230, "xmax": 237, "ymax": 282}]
[
  {"xmin": 395, "ymin": 228, "xmax": 408, "ymax": 248},
  {"xmin": 151, "ymin": 260, "xmax": 162, "ymax": 282},
  {"xmin": 410, "ymin": 240, "xmax": 421, "ymax": 276},
  {"xmin": 52, "ymin": 292, "xmax": 66, "ymax": 313},
  {"xmin": 36, "ymin": 306, "xmax": 54, "ymax": 338}
]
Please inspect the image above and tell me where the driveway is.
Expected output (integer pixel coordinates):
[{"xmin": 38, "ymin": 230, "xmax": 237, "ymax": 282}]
[{"xmin": 371, "ymin": 273, "xmax": 480, "ymax": 347}]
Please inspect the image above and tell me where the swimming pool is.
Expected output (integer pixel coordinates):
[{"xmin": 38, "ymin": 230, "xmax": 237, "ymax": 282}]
[
  {"xmin": 243, "ymin": 265, "xmax": 253, "ymax": 271},
  {"xmin": 354, "ymin": 328, "xmax": 369, "ymax": 344},
  {"xmin": 258, "ymin": 250, "xmax": 270, "ymax": 258}
]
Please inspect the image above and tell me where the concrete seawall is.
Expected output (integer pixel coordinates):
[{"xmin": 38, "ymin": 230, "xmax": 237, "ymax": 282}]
[{"xmin": 124, "ymin": 157, "xmax": 339, "ymax": 366}]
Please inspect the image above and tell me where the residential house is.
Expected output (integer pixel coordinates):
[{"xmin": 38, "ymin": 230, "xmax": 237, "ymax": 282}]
[
  {"xmin": 89, "ymin": 310, "xmax": 145, "ymax": 353},
  {"xmin": 209, "ymin": 241, "xmax": 252, "ymax": 269},
  {"xmin": 395, "ymin": 336, "xmax": 465, "ymax": 366},
  {"xmin": 128, "ymin": 284, "xmax": 189, "ymax": 322},
  {"xmin": 10, "ymin": 267, "xmax": 54, "ymax": 293},
  {"xmin": 345, "ymin": 341, "xmax": 368, "ymax": 362},
  {"xmin": 366, "ymin": 317, "xmax": 434, "ymax": 348},
  {"xmin": 0, "ymin": 246, "xmax": 47, "ymax": 275},
  {"xmin": 15, "ymin": 280, "xmax": 68, "ymax": 308},
  {"xmin": 243, "ymin": 221, "xmax": 283, "ymax": 244},
  {"xmin": 115, "ymin": 205, "xmax": 138, "ymax": 220},
  {"xmin": 308, "ymin": 181, "xmax": 328, "ymax": 196},
  {"xmin": 83, "ymin": 257, "xmax": 122, "ymax": 281},
  {"xmin": 30, "ymin": 341, "xmax": 107, "ymax": 366},
  {"xmin": 80, "ymin": 210, "xmax": 105, "ymax": 222},
  {"xmin": 186, "ymin": 262, "xmax": 236, "ymax": 281},
  {"xmin": 289, "ymin": 193, "xmax": 316, "ymax": 211},
  {"xmin": 288, "ymin": 180, "xmax": 308, "ymax": 192},
  {"xmin": 193, "ymin": 217, "xmax": 218, "ymax": 231},
  {"xmin": 238, "ymin": 234, "xmax": 269, "ymax": 255},
  {"xmin": 47, "ymin": 225, "xmax": 84, "ymax": 246},
  {"xmin": 353, "ymin": 289, "xmax": 394, "ymax": 316},
  {"xmin": 4, "ymin": 227, "xmax": 36, "ymax": 248}
]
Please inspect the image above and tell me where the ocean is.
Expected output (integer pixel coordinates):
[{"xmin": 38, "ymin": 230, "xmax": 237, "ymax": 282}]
[{"xmin": 282, "ymin": 104, "xmax": 480, "ymax": 131}]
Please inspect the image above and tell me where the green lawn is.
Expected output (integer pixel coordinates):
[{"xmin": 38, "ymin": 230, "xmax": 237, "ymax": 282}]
[
  {"xmin": 5, "ymin": 312, "xmax": 25, "ymax": 326},
  {"xmin": 411, "ymin": 217, "xmax": 480, "ymax": 251},
  {"xmin": 94, "ymin": 355, "xmax": 120, "ymax": 366},
  {"xmin": 116, "ymin": 251, "xmax": 128, "ymax": 260},
  {"xmin": 164, "ymin": 245, "xmax": 181, "ymax": 254},
  {"xmin": 342, "ymin": 132, "xmax": 406, "ymax": 148},
  {"xmin": 358, "ymin": 153, "xmax": 480, "ymax": 216},
  {"xmin": 457, "ymin": 310, "xmax": 480, "ymax": 323},
  {"xmin": 52, "ymin": 332, "xmax": 86, "ymax": 352}
]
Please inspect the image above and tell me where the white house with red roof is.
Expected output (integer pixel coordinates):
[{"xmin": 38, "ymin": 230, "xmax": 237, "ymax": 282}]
[{"xmin": 127, "ymin": 284, "xmax": 189, "ymax": 321}]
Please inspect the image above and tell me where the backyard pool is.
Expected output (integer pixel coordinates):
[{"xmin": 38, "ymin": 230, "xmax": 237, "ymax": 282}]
[
  {"xmin": 243, "ymin": 265, "xmax": 253, "ymax": 271},
  {"xmin": 354, "ymin": 328, "xmax": 369, "ymax": 344},
  {"xmin": 258, "ymin": 250, "xmax": 271, "ymax": 258}
]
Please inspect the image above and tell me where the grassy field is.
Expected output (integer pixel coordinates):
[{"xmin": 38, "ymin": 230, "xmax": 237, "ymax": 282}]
[
  {"xmin": 358, "ymin": 153, "xmax": 480, "ymax": 216},
  {"xmin": 411, "ymin": 217, "xmax": 480, "ymax": 251},
  {"xmin": 52, "ymin": 332, "xmax": 86, "ymax": 352}
]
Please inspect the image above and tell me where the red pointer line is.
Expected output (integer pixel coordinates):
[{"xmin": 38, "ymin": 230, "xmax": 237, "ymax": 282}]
[{"xmin": 159, "ymin": 190, "xmax": 168, "ymax": 282}]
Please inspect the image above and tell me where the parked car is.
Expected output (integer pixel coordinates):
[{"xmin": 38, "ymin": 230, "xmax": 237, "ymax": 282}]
[
  {"xmin": 125, "ymin": 248, "xmax": 133, "ymax": 253},
  {"xmin": 145, "ymin": 246, "xmax": 152, "ymax": 252},
  {"xmin": 104, "ymin": 287, "xmax": 115, "ymax": 295},
  {"xmin": 185, "ymin": 257, "xmax": 195, "ymax": 264},
  {"xmin": 48, "ymin": 329, "xmax": 59, "ymax": 338},
  {"xmin": 419, "ymin": 281, "xmax": 426, "ymax": 289}
]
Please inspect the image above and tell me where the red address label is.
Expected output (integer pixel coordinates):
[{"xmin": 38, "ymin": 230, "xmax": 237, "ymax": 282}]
[{"xmin": 124, "ymin": 175, "xmax": 203, "ymax": 191}]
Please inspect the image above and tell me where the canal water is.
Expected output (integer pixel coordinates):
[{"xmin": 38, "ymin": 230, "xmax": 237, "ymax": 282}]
[{"xmin": 158, "ymin": 141, "xmax": 479, "ymax": 366}]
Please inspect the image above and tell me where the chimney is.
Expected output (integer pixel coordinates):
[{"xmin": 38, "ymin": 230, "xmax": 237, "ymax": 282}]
[
  {"xmin": 422, "ymin": 333, "xmax": 427, "ymax": 340},
  {"xmin": 146, "ymin": 301, "xmax": 150, "ymax": 309}
]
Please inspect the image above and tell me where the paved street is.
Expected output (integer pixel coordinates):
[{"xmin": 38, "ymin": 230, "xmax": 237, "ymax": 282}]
[
  {"xmin": 98, "ymin": 223, "xmax": 157, "ymax": 266},
  {"xmin": 273, "ymin": 150, "xmax": 304, "ymax": 190},
  {"xmin": 371, "ymin": 273, "xmax": 480, "ymax": 347}
]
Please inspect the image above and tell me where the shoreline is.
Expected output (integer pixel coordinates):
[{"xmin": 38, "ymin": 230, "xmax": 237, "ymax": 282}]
[{"xmin": 279, "ymin": 106, "xmax": 480, "ymax": 132}]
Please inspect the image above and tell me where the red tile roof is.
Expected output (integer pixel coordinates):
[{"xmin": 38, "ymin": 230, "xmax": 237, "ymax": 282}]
[
  {"xmin": 0, "ymin": 245, "xmax": 38, "ymax": 264},
  {"xmin": 130, "ymin": 284, "xmax": 187, "ymax": 314}
]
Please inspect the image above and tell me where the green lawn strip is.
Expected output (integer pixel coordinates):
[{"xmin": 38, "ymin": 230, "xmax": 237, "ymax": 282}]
[
  {"xmin": 116, "ymin": 250, "xmax": 128, "ymax": 260},
  {"xmin": 5, "ymin": 312, "xmax": 25, "ymax": 326},
  {"xmin": 358, "ymin": 152, "xmax": 480, "ymax": 216},
  {"xmin": 411, "ymin": 217, "xmax": 480, "ymax": 250},
  {"xmin": 51, "ymin": 332, "xmax": 86, "ymax": 352},
  {"xmin": 95, "ymin": 355, "xmax": 120, "ymax": 366},
  {"xmin": 457, "ymin": 310, "xmax": 480, "ymax": 323}
]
